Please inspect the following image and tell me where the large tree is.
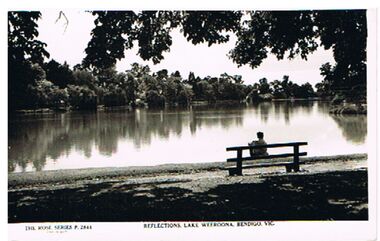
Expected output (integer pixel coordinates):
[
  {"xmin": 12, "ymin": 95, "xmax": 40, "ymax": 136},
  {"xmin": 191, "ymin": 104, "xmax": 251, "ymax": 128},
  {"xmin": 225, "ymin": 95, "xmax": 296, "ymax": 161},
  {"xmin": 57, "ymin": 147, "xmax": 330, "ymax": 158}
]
[
  {"xmin": 8, "ymin": 11, "xmax": 49, "ymax": 110},
  {"xmin": 231, "ymin": 10, "xmax": 366, "ymax": 96}
]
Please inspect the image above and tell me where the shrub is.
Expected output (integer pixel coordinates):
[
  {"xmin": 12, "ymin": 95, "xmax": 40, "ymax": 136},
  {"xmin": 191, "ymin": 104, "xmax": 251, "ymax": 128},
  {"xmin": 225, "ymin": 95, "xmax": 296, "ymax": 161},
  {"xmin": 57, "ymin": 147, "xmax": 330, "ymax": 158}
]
[{"xmin": 67, "ymin": 85, "xmax": 97, "ymax": 110}]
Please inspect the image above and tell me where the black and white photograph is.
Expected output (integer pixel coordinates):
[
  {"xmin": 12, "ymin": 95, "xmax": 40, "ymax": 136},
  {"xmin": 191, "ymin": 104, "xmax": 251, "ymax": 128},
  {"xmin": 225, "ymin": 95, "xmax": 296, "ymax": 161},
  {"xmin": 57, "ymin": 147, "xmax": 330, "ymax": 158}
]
[{"xmin": 5, "ymin": 6, "xmax": 377, "ymax": 241}]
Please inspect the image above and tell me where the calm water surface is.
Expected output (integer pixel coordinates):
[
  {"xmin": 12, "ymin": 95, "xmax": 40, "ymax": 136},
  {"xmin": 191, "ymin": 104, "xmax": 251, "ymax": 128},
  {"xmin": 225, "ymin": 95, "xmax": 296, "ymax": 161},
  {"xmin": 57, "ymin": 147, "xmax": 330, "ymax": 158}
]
[{"xmin": 8, "ymin": 101, "xmax": 367, "ymax": 173}]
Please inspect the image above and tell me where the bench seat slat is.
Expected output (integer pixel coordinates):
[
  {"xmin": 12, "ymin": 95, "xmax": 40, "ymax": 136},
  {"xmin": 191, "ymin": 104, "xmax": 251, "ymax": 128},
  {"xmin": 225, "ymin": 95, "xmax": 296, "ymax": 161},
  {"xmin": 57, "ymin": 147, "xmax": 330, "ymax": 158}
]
[
  {"xmin": 226, "ymin": 142, "xmax": 307, "ymax": 151},
  {"xmin": 225, "ymin": 161, "xmax": 306, "ymax": 170},
  {"xmin": 227, "ymin": 152, "xmax": 307, "ymax": 162}
]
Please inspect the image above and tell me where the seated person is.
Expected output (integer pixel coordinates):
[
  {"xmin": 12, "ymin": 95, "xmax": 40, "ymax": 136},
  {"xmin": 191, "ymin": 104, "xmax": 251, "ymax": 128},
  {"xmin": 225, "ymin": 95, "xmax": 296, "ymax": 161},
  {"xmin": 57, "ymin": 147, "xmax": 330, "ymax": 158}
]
[{"xmin": 249, "ymin": 131, "xmax": 268, "ymax": 157}]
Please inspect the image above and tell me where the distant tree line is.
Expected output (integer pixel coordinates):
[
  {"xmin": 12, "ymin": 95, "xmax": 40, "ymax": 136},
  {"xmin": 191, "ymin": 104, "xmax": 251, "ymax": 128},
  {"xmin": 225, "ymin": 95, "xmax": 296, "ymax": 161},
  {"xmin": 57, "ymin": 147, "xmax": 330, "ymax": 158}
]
[
  {"xmin": 247, "ymin": 76, "xmax": 317, "ymax": 102},
  {"xmin": 9, "ymin": 58, "xmax": 328, "ymax": 111}
]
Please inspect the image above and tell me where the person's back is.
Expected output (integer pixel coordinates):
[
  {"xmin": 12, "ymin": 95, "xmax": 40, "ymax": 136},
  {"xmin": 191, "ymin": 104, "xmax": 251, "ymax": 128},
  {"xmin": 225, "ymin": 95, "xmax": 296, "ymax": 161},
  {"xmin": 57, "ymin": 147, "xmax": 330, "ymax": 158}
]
[{"xmin": 249, "ymin": 132, "xmax": 268, "ymax": 157}]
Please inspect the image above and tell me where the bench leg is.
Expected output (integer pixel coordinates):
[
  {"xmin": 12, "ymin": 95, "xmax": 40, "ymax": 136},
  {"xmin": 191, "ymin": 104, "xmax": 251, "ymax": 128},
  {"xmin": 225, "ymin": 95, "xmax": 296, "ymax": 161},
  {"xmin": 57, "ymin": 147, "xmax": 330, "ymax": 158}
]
[
  {"xmin": 236, "ymin": 153, "xmax": 243, "ymax": 176},
  {"xmin": 293, "ymin": 146, "xmax": 300, "ymax": 172},
  {"xmin": 285, "ymin": 164, "xmax": 300, "ymax": 173},
  {"xmin": 228, "ymin": 168, "xmax": 242, "ymax": 176},
  {"xmin": 285, "ymin": 164, "xmax": 292, "ymax": 173}
]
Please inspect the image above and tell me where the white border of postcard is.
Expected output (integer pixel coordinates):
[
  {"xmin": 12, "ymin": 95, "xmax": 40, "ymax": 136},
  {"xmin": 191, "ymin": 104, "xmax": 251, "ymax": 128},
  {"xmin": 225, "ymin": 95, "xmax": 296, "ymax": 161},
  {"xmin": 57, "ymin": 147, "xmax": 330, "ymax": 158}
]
[{"xmin": 2, "ymin": 1, "xmax": 378, "ymax": 241}]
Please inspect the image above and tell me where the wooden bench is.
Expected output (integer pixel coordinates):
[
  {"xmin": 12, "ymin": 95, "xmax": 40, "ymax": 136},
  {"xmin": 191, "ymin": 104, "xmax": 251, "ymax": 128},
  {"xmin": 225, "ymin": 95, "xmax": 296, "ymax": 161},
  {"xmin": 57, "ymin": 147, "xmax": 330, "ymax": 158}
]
[{"xmin": 226, "ymin": 142, "xmax": 308, "ymax": 176}]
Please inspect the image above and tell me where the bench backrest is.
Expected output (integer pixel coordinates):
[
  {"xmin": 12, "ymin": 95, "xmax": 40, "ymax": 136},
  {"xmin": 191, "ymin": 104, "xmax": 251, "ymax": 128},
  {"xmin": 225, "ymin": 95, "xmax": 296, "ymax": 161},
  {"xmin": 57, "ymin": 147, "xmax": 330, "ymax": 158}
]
[
  {"xmin": 226, "ymin": 142, "xmax": 307, "ymax": 152},
  {"xmin": 226, "ymin": 142, "xmax": 308, "ymax": 162}
]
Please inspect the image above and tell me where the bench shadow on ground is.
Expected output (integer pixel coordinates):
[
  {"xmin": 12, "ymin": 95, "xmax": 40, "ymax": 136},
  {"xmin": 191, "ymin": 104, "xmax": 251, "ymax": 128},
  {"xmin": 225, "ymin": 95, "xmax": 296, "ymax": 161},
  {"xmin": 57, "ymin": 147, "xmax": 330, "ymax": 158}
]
[{"xmin": 8, "ymin": 170, "xmax": 368, "ymax": 223}]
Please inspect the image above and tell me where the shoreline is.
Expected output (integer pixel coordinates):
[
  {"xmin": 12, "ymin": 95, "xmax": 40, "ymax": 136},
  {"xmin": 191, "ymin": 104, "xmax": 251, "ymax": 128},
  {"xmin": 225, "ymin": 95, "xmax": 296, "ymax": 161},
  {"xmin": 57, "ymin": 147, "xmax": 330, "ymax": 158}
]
[
  {"xmin": 9, "ymin": 153, "xmax": 367, "ymax": 187},
  {"xmin": 10, "ymin": 99, "xmax": 330, "ymax": 115}
]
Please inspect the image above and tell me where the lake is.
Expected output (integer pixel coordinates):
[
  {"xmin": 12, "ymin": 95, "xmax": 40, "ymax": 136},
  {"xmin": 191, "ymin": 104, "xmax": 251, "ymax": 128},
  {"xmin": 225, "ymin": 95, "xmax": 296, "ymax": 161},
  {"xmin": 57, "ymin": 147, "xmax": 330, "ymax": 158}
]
[{"xmin": 8, "ymin": 101, "xmax": 367, "ymax": 173}]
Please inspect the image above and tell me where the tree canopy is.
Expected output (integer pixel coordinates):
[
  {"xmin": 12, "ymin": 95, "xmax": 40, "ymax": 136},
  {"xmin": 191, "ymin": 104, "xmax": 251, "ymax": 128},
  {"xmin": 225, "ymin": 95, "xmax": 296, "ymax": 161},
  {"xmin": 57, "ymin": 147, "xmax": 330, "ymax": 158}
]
[
  {"xmin": 83, "ymin": 11, "xmax": 243, "ymax": 69},
  {"xmin": 8, "ymin": 12, "xmax": 50, "ymax": 110},
  {"xmin": 8, "ymin": 11, "xmax": 49, "ymax": 64},
  {"xmin": 81, "ymin": 10, "xmax": 367, "ymax": 97}
]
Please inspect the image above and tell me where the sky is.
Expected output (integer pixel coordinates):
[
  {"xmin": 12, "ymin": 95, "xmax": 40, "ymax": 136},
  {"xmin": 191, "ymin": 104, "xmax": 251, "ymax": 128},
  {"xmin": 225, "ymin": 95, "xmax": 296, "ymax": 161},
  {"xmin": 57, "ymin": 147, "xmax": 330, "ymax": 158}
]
[{"xmin": 37, "ymin": 10, "xmax": 336, "ymax": 86}]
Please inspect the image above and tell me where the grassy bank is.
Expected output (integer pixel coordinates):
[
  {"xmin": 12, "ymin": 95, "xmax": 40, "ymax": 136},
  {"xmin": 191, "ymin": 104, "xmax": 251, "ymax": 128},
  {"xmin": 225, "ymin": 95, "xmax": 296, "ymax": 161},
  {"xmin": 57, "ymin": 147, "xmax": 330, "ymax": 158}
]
[
  {"xmin": 9, "ymin": 154, "xmax": 367, "ymax": 187},
  {"xmin": 8, "ymin": 154, "xmax": 368, "ymax": 222}
]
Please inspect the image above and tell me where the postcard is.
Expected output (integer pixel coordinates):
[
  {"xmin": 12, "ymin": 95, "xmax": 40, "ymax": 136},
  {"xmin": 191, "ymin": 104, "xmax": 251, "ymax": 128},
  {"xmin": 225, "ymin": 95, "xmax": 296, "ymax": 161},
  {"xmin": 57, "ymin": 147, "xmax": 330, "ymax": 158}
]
[{"xmin": 6, "ymin": 5, "xmax": 377, "ymax": 241}]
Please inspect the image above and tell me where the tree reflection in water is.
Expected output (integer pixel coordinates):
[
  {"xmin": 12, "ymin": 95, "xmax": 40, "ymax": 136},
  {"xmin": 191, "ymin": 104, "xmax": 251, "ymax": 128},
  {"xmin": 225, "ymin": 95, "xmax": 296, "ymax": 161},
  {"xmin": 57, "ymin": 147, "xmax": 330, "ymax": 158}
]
[
  {"xmin": 331, "ymin": 115, "xmax": 367, "ymax": 144},
  {"xmin": 8, "ymin": 101, "xmax": 367, "ymax": 172}
]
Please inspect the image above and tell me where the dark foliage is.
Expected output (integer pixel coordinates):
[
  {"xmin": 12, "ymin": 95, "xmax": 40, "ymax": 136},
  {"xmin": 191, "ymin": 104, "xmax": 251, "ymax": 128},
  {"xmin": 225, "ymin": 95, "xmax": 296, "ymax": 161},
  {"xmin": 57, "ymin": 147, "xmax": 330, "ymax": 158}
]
[
  {"xmin": 83, "ymin": 10, "xmax": 366, "ymax": 99},
  {"xmin": 8, "ymin": 11, "xmax": 49, "ymax": 110}
]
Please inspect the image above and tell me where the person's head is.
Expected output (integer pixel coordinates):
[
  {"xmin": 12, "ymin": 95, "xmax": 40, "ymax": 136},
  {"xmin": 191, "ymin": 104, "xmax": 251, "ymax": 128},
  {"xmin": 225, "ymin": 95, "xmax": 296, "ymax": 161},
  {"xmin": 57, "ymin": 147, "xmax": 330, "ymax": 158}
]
[{"xmin": 257, "ymin": 132, "xmax": 264, "ymax": 139}]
